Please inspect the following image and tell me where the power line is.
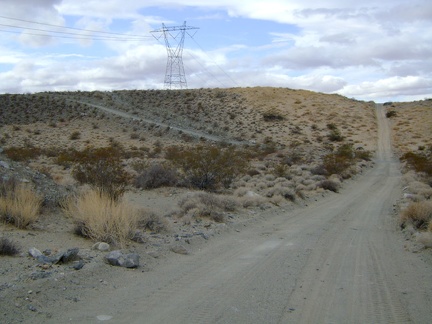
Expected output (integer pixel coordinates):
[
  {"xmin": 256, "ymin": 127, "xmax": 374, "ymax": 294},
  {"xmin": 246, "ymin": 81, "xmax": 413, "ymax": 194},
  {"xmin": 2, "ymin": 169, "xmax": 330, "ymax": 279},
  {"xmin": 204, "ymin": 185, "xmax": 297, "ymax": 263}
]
[
  {"xmin": 0, "ymin": 15, "xmax": 152, "ymax": 38},
  {"xmin": 190, "ymin": 36, "xmax": 239, "ymax": 87},
  {"xmin": 0, "ymin": 28, "xmax": 147, "ymax": 42},
  {"xmin": 0, "ymin": 22, "xmax": 149, "ymax": 41}
]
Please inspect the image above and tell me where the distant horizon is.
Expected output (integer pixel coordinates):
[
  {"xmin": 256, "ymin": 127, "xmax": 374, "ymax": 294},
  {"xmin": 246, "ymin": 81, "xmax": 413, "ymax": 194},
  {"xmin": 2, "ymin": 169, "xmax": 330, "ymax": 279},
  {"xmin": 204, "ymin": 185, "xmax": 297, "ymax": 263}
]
[
  {"xmin": 1, "ymin": 1, "xmax": 431, "ymax": 103},
  {"xmin": 3, "ymin": 86, "xmax": 430, "ymax": 104}
]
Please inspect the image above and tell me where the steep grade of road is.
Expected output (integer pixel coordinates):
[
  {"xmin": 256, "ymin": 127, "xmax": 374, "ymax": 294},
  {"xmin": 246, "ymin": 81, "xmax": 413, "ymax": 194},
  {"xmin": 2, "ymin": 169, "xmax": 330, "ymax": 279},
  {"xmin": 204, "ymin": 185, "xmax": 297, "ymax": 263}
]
[
  {"xmin": 69, "ymin": 99, "xmax": 245, "ymax": 145},
  {"xmin": 52, "ymin": 105, "xmax": 432, "ymax": 323}
]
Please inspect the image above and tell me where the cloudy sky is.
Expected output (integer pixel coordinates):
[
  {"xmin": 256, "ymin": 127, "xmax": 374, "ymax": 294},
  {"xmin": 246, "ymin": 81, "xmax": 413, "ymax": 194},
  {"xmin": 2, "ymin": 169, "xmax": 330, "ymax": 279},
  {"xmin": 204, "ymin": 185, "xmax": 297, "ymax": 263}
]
[{"xmin": 0, "ymin": 0, "xmax": 431, "ymax": 102}]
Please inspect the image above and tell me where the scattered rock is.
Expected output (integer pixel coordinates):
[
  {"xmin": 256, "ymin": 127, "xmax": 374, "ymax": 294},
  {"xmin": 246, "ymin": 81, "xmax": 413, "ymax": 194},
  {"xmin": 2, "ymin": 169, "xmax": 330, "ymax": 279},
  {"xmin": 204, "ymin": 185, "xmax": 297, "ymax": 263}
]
[
  {"xmin": 105, "ymin": 250, "xmax": 140, "ymax": 268},
  {"xmin": 28, "ymin": 247, "xmax": 43, "ymax": 258},
  {"xmin": 29, "ymin": 247, "xmax": 80, "ymax": 264},
  {"xmin": 72, "ymin": 260, "xmax": 85, "ymax": 270},
  {"xmin": 170, "ymin": 244, "xmax": 190, "ymax": 255},
  {"xmin": 0, "ymin": 160, "xmax": 10, "ymax": 169},
  {"xmin": 30, "ymin": 271, "xmax": 52, "ymax": 280},
  {"xmin": 60, "ymin": 248, "xmax": 79, "ymax": 263},
  {"xmin": 92, "ymin": 242, "xmax": 111, "ymax": 251}
]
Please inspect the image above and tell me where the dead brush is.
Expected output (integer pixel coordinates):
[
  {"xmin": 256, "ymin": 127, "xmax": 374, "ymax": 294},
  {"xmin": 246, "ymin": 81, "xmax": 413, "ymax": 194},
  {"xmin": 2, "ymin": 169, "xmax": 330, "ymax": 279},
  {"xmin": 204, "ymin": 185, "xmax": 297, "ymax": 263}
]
[
  {"xmin": 401, "ymin": 201, "xmax": 432, "ymax": 230},
  {"xmin": 0, "ymin": 178, "xmax": 42, "ymax": 228},
  {"xmin": 178, "ymin": 192, "xmax": 238, "ymax": 223}
]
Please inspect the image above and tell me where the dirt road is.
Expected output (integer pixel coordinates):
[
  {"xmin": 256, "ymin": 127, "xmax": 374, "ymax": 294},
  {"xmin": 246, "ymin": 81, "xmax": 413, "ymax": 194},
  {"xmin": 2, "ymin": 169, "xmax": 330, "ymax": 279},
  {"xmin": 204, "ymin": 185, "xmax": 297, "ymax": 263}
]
[{"xmin": 51, "ymin": 105, "xmax": 432, "ymax": 323}]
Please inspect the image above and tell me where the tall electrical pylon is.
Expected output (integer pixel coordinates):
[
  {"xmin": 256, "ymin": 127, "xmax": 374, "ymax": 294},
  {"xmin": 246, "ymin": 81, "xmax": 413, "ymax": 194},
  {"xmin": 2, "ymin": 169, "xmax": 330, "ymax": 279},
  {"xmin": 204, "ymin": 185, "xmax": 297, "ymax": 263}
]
[{"xmin": 151, "ymin": 21, "xmax": 199, "ymax": 89}]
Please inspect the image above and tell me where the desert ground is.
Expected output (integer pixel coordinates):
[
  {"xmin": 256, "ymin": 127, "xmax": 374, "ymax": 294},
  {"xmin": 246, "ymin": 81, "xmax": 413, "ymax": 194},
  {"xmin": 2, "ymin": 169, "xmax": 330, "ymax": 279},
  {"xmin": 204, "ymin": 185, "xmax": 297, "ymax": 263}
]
[{"xmin": 0, "ymin": 88, "xmax": 431, "ymax": 323}]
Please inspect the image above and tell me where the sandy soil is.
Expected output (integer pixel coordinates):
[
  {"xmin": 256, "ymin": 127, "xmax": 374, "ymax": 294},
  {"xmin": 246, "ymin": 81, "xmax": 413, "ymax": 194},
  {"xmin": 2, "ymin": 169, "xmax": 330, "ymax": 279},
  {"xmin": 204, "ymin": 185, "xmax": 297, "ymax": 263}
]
[
  {"xmin": 1, "ymin": 90, "xmax": 431, "ymax": 323},
  {"xmin": 1, "ymin": 105, "xmax": 430, "ymax": 323}
]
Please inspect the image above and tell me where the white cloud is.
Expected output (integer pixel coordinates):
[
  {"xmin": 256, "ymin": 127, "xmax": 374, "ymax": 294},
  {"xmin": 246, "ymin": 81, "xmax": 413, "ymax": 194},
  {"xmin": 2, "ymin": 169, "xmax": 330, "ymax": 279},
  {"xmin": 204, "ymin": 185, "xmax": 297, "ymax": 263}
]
[{"xmin": 0, "ymin": 0, "xmax": 430, "ymax": 101}]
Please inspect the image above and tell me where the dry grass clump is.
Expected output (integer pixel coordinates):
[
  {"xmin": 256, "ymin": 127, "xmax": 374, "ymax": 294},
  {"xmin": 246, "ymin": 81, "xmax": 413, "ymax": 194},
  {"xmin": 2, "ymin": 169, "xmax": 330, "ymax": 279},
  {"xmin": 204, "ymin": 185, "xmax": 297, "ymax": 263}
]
[
  {"xmin": 63, "ymin": 189, "xmax": 140, "ymax": 246},
  {"xmin": 178, "ymin": 192, "xmax": 238, "ymax": 223},
  {"xmin": 0, "ymin": 237, "xmax": 21, "ymax": 256},
  {"xmin": 0, "ymin": 179, "xmax": 42, "ymax": 228},
  {"xmin": 400, "ymin": 201, "xmax": 432, "ymax": 230}
]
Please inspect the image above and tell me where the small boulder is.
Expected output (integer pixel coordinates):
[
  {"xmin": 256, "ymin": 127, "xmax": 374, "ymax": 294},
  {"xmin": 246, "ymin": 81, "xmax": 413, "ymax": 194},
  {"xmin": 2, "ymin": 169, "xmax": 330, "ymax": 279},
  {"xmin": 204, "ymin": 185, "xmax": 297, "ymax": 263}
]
[
  {"xmin": 28, "ymin": 247, "xmax": 43, "ymax": 258},
  {"xmin": 0, "ymin": 161, "xmax": 9, "ymax": 169},
  {"xmin": 105, "ymin": 250, "xmax": 140, "ymax": 268},
  {"xmin": 60, "ymin": 248, "xmax": 79, "ymax": 263},
  {"xmin": 170, "ymin": 244, "xmax": 190, "ymax": 255},
  {"xmin": 92, "ymin": 242, "xmax": 111, "ymax": 251}
]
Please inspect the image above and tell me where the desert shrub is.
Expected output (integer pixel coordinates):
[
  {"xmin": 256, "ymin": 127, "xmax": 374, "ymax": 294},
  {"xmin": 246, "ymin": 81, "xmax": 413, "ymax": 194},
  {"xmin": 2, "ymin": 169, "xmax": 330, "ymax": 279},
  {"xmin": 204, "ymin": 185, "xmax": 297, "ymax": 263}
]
[
  {"xmin": 401, "ymin": 152, "xmax": 432, "ymax": 176},
  {"xmin": 318, "ymin": 179, "xmax": 340, "ymax": 193},
  {"xmin": 355, "ymin": 149, "xmax": 373, "ymax": 161},
  {"xmin": 0, "ymin": 237, "xmax": 20, "ymax": 256},
  {"xmin": 400, "ymin": 201, "xmax": 432, "ymax": 230},
  {"xmin": 178, "ymin": 192, "xmax": 238, "ymax": 222},
  {"xmin": 321, "ymin": 153, "xmax": 353, "ymax": 176},
  {"xmin": 138, "ymin": 211, "xmax": 170, "ymax": 233},
  {"xmin": 386, "ymin": 110, "xmax": 397, "ymax": 118},
  {"xmin": 273, "ymin": 163, "xmax": 289, "ymax": 178},
  {"xmin": 0, "ymin": 181, "xmax": 42, "ymax": 228},
  {"xmin": 328, "ymin": 128, "xmax": 344, "ymax": 142},
  {"xmin": 69, "ymin": 131, "xmax": 81, "ymax": 140},
  {"xmin": 135, "ymin": 163, "xmax": 178, "ymax": 189},
  {"xmin": 63, "ymin": 189, "xmax": 140, "ymax": 245},
  {"xmin": 71, "ymin": 146, "xmax": 130, "ymax": 201},
  {"xmin": 4, "ymin": 146, "xmax": 42, "ymax": 161},
  {"xmin": 263, "ymin": 109, "xmax": 285, "ymax": 121},
  {"xmin": 327, "ymin": 123, "xmax": 337, "ymax": 130},
  {"xmin": 166, "ymin": 145, "xmax": 248, "ymax": 190}
]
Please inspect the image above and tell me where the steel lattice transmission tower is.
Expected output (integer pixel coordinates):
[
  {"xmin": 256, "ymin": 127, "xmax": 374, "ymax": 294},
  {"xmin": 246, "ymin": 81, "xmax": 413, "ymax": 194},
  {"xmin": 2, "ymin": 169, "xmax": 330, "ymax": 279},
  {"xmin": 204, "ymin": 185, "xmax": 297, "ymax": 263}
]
[{"xmin": 151, "ymin": 21, "xmax": 199, "ymax": 89}]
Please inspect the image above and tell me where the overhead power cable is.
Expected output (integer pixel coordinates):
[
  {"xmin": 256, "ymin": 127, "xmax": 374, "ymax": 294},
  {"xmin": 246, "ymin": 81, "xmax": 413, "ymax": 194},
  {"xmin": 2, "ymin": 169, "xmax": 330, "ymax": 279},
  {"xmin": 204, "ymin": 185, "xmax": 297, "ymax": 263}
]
[
  {"xmin": 0, "ymin": 15, "xmax": 152, "ymax": 38},
  {"xmin": 190, "ymin": 36, "xmax": 239, "ymax": 87},
  {"xmin": 0, "ymin": 28, "xmax": 147, "ymax": 42}
]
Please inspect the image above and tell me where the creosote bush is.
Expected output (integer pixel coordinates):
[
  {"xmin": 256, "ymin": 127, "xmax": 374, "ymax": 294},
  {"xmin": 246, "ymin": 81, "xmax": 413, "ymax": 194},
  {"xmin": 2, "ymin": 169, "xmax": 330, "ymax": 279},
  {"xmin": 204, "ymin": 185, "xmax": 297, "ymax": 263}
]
[
  {"xmin": 401, "ymin": 151, "xmax": 432, "ymax": 176},
  {"xmin": 0, "ymin": 179, "xmax": 42, "ymax": 228},
  {"xmin": 69, "ymin": 146, "xmax": 131, "ymax": 201},
  {"xmin": 135, "ymin": 163, "xmax": 178, "ymax": 189},
  {"xmin": 0, "ymin": 237, "xmax": 21, "ymax": 256},
  {"xmin": 166, "ymin": 144, "xmax": 248, "ymax": 190},
  {"xmin": 63, "ymin": 189, "xmax": 140, "ymax": 246}
]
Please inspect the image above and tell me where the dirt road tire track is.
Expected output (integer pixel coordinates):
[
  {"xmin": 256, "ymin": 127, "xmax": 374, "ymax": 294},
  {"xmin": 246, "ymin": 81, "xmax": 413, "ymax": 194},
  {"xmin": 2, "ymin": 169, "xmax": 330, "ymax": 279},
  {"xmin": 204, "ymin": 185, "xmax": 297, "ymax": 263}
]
[{"xmin": 49, "ymin": 105, "xmax": 432, "ymax": 323}]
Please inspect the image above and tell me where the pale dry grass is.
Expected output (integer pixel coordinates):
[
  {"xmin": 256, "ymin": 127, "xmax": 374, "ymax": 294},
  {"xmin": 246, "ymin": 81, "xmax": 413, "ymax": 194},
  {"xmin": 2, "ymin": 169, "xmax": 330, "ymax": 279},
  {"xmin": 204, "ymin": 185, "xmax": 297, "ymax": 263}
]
[
  {"xmin": 0, "ymin": 184, "xmax": 42, "ymax": 228},
  {"xmin": 401, "ymin": 201, "xmax": 432, "ymax": 230},
  {"xmin": 63, "ymin": 189, "xmax": 140, "ymax": 246}
]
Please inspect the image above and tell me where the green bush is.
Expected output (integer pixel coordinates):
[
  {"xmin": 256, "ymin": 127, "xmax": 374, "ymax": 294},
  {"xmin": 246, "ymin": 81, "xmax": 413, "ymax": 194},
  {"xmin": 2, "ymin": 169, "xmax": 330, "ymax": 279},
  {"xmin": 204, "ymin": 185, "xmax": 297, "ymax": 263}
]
[
  {"xmin": 401, "ymin": 152, "xmax": 432, "ymax": 176},
  {"xmin": 135, "ymin": 163, "xmax": 178, "ymax": 189},
  {"xmin": 166, "ymin": 145, "xmax": 248, "ymax": 190},
  {"xmin": 386, "ymin": 110, "xmax": 397, "ymax": 118},
  {"xmin": 71, "ymin": 146, "xmax": 131, "ymax": 201}
]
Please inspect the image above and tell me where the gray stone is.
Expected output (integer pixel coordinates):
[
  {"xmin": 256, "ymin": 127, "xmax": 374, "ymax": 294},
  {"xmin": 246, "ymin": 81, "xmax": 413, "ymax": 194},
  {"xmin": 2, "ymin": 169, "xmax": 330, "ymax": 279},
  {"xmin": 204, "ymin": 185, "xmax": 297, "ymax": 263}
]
[
  {"xmin": 170, "ymin": 244, "xmax": 190, "ymax": 255},
  {"xmin": 30, "ymin": 271, "xmax": 52, "ymax": 280},
  {"xmin": 60, "ymin": 248, "xmax": 79, "ymax": 263},
  {"xmin": 72, "ymin": 260, "xmax": 85, "ymax": 270},
  {"xmin": 92, "ymin": 242, "xmax": 110, "ymax": 251},
  {"xmin": 28, "ymin": 247, "xmax": 43, "ymax": 258},
  {"xmin": 0, "ymin": 161, "xmax": 9, "ymax": 169},
  {"xmin": 105, "ymin": 250, "xmax": 140, "ymax": 268}
]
